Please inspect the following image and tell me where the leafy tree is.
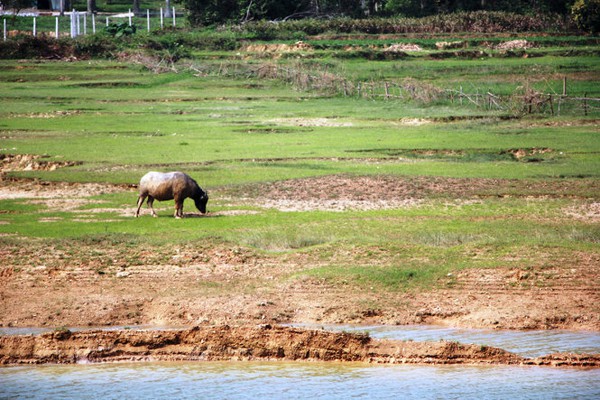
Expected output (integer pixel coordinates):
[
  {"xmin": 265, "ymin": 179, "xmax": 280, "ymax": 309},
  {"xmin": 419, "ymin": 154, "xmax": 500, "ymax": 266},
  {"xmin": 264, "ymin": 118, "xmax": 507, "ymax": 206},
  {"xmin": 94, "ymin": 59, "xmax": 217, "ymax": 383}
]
[
  {"xmin": 241, "ymin": 0, "xmax": 313, "ymax": 21},
  {"xmin": 184, "ymin": 0, "xmax": 240, "ymax": 26},
  {"xmin": 571, "ymin": 0, "xmax": 600, "ymax": 32},
  {"xmin": 3, "ymin": 0, "xmax": 36, "ymax": 14},
  {"xmin": 384, "ymin": 0, "xmax": 575, "ymax": 16}
]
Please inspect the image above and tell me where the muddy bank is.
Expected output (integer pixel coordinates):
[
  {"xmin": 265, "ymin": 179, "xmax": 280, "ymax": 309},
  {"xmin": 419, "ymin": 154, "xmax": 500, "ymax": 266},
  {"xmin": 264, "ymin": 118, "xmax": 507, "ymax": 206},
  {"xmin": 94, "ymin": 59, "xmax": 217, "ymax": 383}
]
[{"xmin": 0, "ymin": 325, "xmax": 598, "ymax": 368}]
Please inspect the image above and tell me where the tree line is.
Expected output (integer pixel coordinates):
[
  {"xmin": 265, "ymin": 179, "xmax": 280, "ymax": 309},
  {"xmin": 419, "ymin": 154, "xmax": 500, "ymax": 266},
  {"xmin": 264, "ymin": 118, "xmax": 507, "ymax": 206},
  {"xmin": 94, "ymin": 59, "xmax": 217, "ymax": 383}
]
[
  {"xmin": 2, "ymin": 0, "xmax": 598, "ymax": 33},
  {"xmin": 183, "ymin": 0, "xmax": 584, "ymax": 25}
]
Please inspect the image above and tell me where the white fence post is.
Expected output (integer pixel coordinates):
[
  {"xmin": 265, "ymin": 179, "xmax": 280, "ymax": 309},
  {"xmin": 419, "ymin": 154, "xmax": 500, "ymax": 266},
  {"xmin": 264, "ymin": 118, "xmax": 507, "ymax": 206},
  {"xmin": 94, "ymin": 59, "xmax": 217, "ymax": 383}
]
[
  {"xmin": 172, "ymin": 7, "xmax": 176, "ymax": 27},
  {"xmin": 3, "ymin": 19, "xmax": 6, "ymax": 42},
  {"xmin": 160, "ymin": 8, "xmax": 164, "ymax": 29},
  {"xmin": 106, "ymin": 17, "xmax": 109, "ymax": 26},
  {"xmin": 55, "ymin": 16, "xmax": 59, "ymax": 38},
  {"xmin": 33, "ymin": 17, "xmax": 37, "ymax": 37},
  {"xmin": 78, "ymin": 11, "xmax": 81, "ymax": 35},
  {"xmin": 83, "ymin": 13, "xmax": 87, "ymax": 35},
  {"xmin": 92, "ymin": 13, "xmax": 95, "ymax": 34},
  {"xmin": 70, "ymin": 10, "xmax": 76, "ymax": 38},
  {"xmin": 128, "ymin": 9, "xmax": 132, "ymax": 26},
  {"xmin": 147, "ymin": 9, "xmax": 150, "ymax": 32}
]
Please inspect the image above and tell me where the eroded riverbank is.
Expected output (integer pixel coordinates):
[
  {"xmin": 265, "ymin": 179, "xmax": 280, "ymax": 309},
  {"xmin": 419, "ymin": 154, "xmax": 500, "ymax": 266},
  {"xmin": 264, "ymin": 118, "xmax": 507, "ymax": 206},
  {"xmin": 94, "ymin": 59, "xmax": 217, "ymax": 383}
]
[{"xmin": 1, "ymin": 325, "xmax": 598, "ymax": 368}]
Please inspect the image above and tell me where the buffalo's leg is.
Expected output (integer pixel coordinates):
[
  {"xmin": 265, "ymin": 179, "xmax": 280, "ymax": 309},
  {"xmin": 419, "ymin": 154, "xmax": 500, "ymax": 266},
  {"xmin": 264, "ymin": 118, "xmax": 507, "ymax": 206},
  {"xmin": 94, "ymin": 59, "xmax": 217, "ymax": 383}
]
[
  {"xmin": 147, "ymin": 196, "xmax": 158, "ymax": 217},
  {"xmin": 174, "ymin": 199, "xmax": 184, "ymax": 219},
  {"xmin": 135, "ymin": 195, "xmax": 147, "ymax": 217}
]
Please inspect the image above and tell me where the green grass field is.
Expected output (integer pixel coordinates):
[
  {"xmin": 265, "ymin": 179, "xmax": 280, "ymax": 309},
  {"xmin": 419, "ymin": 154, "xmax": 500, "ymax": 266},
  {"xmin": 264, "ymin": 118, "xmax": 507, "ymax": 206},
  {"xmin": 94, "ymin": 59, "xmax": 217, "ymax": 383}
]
[{"xmin": 0, "ymin": 40, "xmax": 598, "ymax": 291}]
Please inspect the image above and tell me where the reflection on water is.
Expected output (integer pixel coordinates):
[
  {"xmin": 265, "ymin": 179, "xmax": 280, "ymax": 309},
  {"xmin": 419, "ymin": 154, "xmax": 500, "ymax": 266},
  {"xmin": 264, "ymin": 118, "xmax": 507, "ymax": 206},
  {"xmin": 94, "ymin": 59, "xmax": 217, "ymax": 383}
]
[{"xmin": 1, "ymin": 361, "xmax": 599, "ymax": 399}]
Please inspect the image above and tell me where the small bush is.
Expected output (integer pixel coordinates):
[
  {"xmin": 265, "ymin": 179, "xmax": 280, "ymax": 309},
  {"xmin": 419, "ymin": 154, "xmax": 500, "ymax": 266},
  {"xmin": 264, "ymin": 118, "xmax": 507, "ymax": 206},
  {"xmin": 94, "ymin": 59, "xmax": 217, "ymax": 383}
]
[
  {"xmin": 0, "ymin": 35, "xmax": 74, "ymax": 59},
  {"xmin": 74, "ymin": 35, "xmax": 118, "ymax": 58},
  {"xmin": 104, "ymin": 22, "xmax": 137, "ymax": 37}
]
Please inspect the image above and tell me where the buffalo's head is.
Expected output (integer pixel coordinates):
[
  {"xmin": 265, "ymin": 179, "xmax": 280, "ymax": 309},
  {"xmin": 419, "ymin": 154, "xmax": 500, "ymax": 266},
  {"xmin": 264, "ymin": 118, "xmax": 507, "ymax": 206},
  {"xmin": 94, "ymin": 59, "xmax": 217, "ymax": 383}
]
[{"xmin": 194, "ymin": 191, "xmax": 209, "ymax": 214}]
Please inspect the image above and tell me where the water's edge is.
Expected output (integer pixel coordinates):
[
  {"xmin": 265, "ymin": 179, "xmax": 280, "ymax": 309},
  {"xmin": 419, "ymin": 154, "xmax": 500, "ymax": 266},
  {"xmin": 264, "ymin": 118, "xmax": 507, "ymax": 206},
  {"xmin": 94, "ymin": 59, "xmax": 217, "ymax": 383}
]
[{"xmin": 1, "ymin": 325, "xmax": 599, "ymax": 368}]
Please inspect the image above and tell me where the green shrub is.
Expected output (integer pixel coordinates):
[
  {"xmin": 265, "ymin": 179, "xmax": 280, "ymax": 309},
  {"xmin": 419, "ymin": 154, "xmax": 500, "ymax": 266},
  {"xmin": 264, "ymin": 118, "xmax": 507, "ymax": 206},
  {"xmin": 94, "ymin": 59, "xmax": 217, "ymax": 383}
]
[
  {"xmin": 0, "ymin": 35, "xmax": 75, "ymax": 59},
  {"xmin": 74, "ymin": 35, "xmax": 118, "ymax": 58},
  {"xmin": 104, "ymin": 22, "xmax": 137, "ymax": 37}
]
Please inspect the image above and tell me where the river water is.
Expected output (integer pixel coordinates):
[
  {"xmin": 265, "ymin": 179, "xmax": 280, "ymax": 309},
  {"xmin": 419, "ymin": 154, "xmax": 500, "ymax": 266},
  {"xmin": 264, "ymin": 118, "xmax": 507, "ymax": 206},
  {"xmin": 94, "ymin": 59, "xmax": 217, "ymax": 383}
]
[{"xmin": 1, "ymin": 325, "xmax": 599, "ymax": 399}]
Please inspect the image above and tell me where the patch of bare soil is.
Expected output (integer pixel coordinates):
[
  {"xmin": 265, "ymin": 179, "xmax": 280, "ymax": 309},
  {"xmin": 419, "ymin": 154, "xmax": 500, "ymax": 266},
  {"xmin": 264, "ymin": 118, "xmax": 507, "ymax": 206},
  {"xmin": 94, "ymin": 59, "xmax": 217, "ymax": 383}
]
[
  {"xmin": 236, "ymin": 174, "xmax": 600, "ymax": 212},
  {"xmin": 436, "ymin": 41, "xmax": 466, "ymax": 50},
  {"xmin": 564, "ymin": 202, "xmax": 600, "ymax": 223},
  {"xmin": 268, "ymin": 117, "xmax": 354, "ymax": 127},
  {"xmin": 384, "ymin": 43, "xmax": 423, "ymax": 52},
  {"xmin": 241, "ymin": 41, "xmax": 313, "ymax": 53},
  {"xmin": 1, "ymin": 154, "xmax": 81, "ymax": 174},
  {"xmin": 0, "ymin": 177, "xmax": 130, "ymax": 200},
  {"xmin": 495, "ymin": 40, "xmax": 532, "ymax": 50},
  {"xmin": 1, "ymin": 325, "xmax": 597, "ymax": 367}
]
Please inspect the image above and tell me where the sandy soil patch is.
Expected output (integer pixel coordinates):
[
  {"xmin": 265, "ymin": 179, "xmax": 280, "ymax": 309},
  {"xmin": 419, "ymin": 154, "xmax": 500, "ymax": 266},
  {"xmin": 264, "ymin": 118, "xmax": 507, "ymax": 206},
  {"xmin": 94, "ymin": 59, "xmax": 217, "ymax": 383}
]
[
  {"xmin": 393, "ymin": 118, "xmax": 432, "ymax": 126},
  {"xmin": 564, "ymin": 202, "xmax": 600, "ymax": 222},
  {"xmin": 257, "ymin": 198, "xmax": 422, "ymax": 212},
  {"xmin": 384, "ymin": 43, "xmax": 423, "ymax": 52},
  {"xmin": 0, "ymin": 178, "xmax": 129, "ymax": 200},
  {"xmin": 1, "ymin": 154, "xmax": 80, "ymax": 172},
  {"xmin": 241, "ymin": 41, "xmax": 313, "ymax": 53},
  {"xmin": 268, "ymin": 117, "xmax": 354, "ymax": 127},
  {"xmin": 495, "ymin": 40, "xmax": 532, "ymax": 50}
]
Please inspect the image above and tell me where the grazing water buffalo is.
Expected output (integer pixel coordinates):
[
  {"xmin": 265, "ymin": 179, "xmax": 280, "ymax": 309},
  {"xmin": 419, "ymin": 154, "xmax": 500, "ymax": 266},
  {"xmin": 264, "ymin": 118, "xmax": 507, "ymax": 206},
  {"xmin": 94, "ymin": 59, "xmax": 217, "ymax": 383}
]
[{"xmin": 135, "ymin": 171, "xmax": 208, "ymax": 218}]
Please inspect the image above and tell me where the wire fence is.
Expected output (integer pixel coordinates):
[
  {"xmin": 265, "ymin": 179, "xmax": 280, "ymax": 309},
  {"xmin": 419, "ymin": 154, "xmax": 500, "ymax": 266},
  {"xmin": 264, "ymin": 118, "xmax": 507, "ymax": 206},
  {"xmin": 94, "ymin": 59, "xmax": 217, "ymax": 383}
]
[{"xmin": 188, "ymin": 62, "xmax": 600, "ymax": 117}]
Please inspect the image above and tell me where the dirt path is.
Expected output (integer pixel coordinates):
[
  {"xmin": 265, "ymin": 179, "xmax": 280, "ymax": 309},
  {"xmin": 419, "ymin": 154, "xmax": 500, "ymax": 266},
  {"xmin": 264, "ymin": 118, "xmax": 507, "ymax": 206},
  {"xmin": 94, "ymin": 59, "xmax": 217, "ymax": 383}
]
[{"xmin": 1, "ymin": 325, "xmax": 598, "ymax": 367}]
